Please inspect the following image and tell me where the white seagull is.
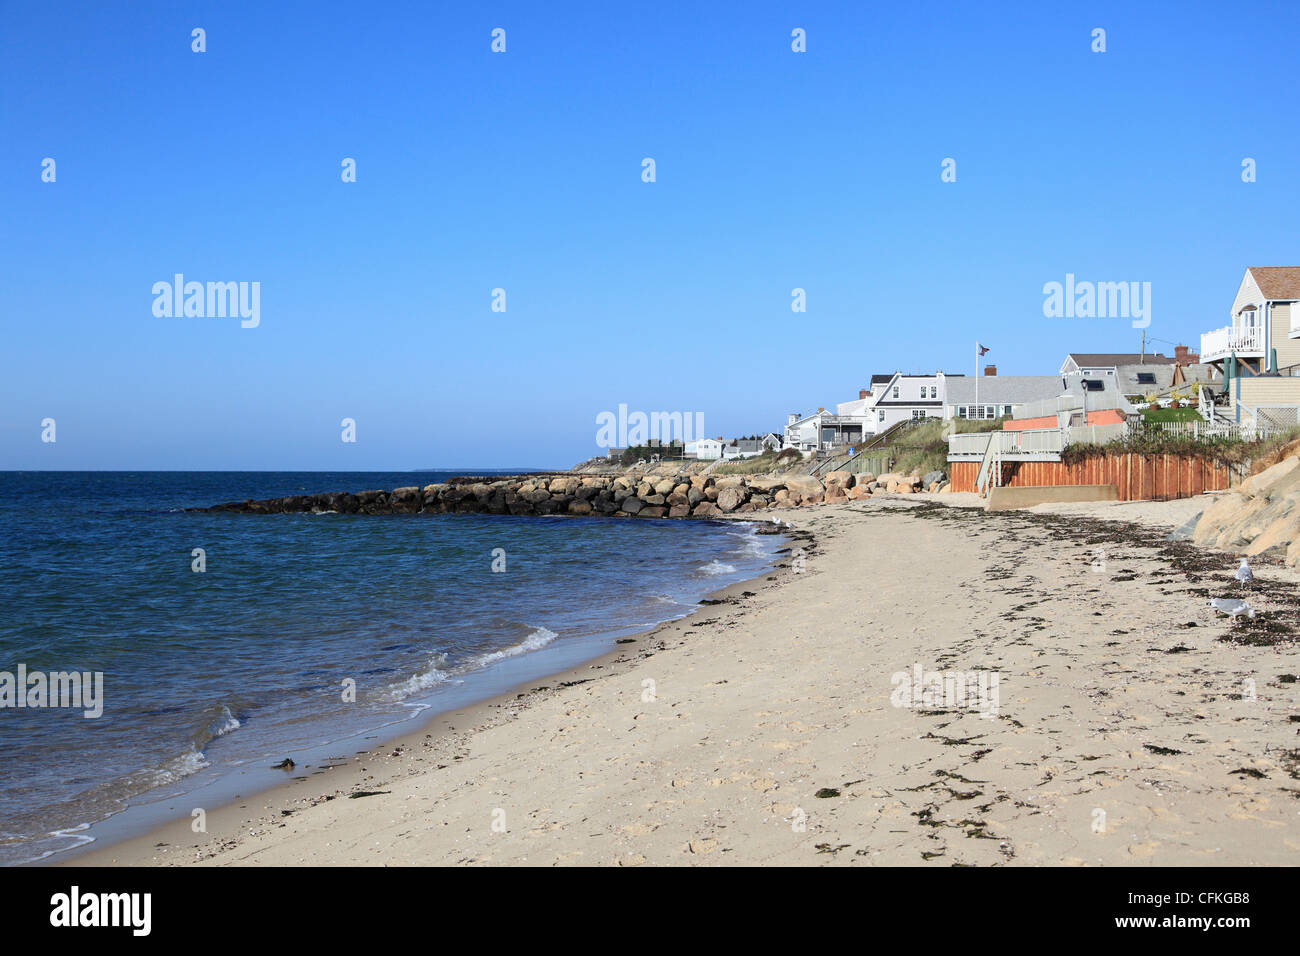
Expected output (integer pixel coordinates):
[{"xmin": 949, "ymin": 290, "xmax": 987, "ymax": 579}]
[
  {"xmin": 1235, "ymin": 557, "xmax": 1254, "ymax": 586},
  {"xmin": 1208, "ymin": 598, "xmax": 1256, "ymax": 619}
]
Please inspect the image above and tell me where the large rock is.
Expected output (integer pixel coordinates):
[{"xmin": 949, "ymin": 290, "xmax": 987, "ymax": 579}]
[
  {"xmin": 824, "ymin": 470, "xmax": 853, "ymax": 489},
  {"xmin": 717, "ymin": 486, "xmax": 748, "ymax": 512},
  {"xmin": 783, "ymin": 475, "xmax": 824, "ymax": 503},
  {"xmin": 692, "ymin": 501, "xmax": 722, "ymax": 517},
  {"xmin": 548, "ymin": 476, "xmax": 578, "ymax": 496},
  {"xmin": 620, "ymin": 496, "xmax": 644, "ymax": 515},
  {"xmin": 747, "ymin": 476, "xmax": 785, "ymax": 494}
]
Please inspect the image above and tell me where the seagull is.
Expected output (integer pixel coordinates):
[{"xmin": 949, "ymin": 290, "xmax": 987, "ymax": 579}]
[
  {"xmin": 1235, "ymin": 557, "xmax": 1254, "ymax": 587},
  {"xmin": 1208, "ymin": 598, "xmax": 1256, "ymax": 619}
]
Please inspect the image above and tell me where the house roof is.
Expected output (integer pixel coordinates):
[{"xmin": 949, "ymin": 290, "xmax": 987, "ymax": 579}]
[
  {"xmin": 1065, "ymin": 352, "xmax": 1176, "ymax": 369},
  {"xmin": 1115, "ymin": 363, "xmax": 1218, "ymax": 396},
  {"xmin": 1248, "ymin": 267, "xmax": 1300, "ymax": 300},
  {"xmin": 944, "ymin": 376, "xmax": 1064, "ymax": 405}
]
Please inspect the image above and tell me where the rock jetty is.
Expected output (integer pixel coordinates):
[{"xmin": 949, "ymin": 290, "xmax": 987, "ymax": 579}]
[{"xmin": 198, "ymin": 469, "xmax": 951, "ymax": 520}]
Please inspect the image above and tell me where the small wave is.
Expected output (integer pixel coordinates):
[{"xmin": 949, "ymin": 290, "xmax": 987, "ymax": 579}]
[
  {"xmin": 207, "ymin": 705, "xmax": 241, "ymax": 740},
  {"xmin": 144, "ymin": 746, "xmax": 210, "ymax": 789},
  {"xmin": 698, "ymin": 559, "xmax": 737, "ymax": 576},
  {"xmin": 380, "ymin": 653, "xmax": 452, "ymax": 701},
  {"xmin": 469, "ymin": 626, "xmax": 559, "ymax": 667},
  {"xmin": 728, "ymin": 529, "xmax": 768, "ymax": 559}
]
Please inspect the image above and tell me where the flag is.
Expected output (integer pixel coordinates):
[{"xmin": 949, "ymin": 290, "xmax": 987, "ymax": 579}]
[{"xmin": 977, "ymin": 343, "xmax": 990, "ymax": 356}]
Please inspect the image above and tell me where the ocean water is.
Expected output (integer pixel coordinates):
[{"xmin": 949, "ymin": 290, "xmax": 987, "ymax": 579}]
[{"xmin": 0, "ymin": 471, "xmax": 782, "ymax": 865}]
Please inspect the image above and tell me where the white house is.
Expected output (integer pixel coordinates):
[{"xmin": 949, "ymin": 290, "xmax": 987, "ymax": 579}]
[
  {"xmin": 867, "ymin": 372, "xmax": 953, "ymax": 431},
  {"xmin": 686, "ymin": 438, "xmax": 724, "ymax": 460},
  {"xmin": 784, "ymin": 406, "xmax": 873, "ymax": 452}
]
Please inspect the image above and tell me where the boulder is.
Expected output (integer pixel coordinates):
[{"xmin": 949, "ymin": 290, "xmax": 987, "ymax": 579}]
[
  {"xmin": 717, "ymin": 486, "xmax": 748, "ymax": 512},
  {"xmin": 548, "ymin": 476, "xmax": 578, "ymax": 496},
  {"xmin": 668, "ymin": 504, "xmax": 691, "ymax": 518},
  {"xmin": 923, "ymin": 470, "xmax": 947, "ymax": 487},
  {"xmin": 620, "ymin": 497, "xmax": 644, "ymax": 515},
  {"xmin": 692, "ymin": 501, "xmax": 722, "ymax": 517},
  {"xmin": 824, "ymin": 470, "xmax": 853, "ymax": 489},
  {"xmin": 568, "ymin": 500, "xmax": 593, "ymax": 516},
  {"xmin": 746, "ymin": 476, "xmax": 785, "ymax": 494},
  {"xmin": 783, "ymin": 475, "xmax": 824, "ymax": 503}
]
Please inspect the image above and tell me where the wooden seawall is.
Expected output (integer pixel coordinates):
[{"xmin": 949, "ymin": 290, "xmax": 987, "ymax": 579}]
[{"xmin": 949, "ymin": 453, "xmax": 1231, "ymax": 501}]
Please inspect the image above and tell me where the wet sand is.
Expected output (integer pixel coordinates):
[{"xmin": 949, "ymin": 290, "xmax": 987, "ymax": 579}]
[{"xmin": 71, "ymin": 494, "xmax": 1300, "ymax": 866}]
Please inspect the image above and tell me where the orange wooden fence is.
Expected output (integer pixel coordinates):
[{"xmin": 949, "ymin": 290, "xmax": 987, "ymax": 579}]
[{"xmin": 948, "ymin": 453, "xmax": 1231, "ymax": 501}]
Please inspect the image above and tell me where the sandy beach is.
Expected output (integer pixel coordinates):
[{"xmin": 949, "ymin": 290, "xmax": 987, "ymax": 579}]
[{"xmin": 72, "ymin": 494, "xmax": 1300, "ymax": 866}]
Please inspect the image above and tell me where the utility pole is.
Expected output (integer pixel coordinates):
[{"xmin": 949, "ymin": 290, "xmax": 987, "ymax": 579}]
[{"xmin": 1140, "ymin": 329, "xmax": 1146, "ymax": 364}]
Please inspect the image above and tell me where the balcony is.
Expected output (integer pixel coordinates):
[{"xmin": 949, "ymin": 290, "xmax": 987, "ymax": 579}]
[{"xmin": 1201, "ymin": 324, "xmax": 1264, "ymax": 363}]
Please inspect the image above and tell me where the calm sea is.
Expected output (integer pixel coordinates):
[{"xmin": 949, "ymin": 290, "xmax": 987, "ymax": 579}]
[{"xmin": 0, "ymin": 471, "xmax": 781, "ymax": 865}]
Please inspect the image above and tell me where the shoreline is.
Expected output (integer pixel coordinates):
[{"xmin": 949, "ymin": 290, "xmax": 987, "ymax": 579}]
[
  {"xmin": 67, "ymin": 493, "xmax": 1300, "ymax": 867},
  {"xmin": 58, "ymin": 516, "xmax": 804, "ymax": 867}
]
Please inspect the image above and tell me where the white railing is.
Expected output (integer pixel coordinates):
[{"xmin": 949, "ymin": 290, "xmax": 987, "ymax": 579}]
[
  {"xmin": 1201, "ymin": 324, "xmax": 1264, "ymax": 361},
  {"xmin": 949, "ymin": 428, "xmax": 1066, "ymax": 460}
]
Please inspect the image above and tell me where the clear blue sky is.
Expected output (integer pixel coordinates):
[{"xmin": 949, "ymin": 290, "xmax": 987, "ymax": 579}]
[{"xmin": 3, "ymin": 1, "xmax": 1297, "ymax": 469}]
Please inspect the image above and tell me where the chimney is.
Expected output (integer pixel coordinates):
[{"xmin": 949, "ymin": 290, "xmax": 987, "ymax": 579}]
[
  {"xmin": 859, "ymin": 388, "xmax": 869, "ymax": 400},
  {"xmin": 788, "ymin": 412, "xmax": 799, "ymax": 426},
  {"xmin": 1174, "ymin": 344, "xmax": 1198, "ymax": 366},
  {"xmin": 984, "ymin": 365, "xmax": 997, "ymax": 376}
]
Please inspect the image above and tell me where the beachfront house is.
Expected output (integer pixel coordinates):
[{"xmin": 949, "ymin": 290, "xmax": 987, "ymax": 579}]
[
  {"xmin": 1059, "ymin": 350, "xmax": 1182, "ymax": 380},
  {"xmin": 784, "ymin": 406, "xmax": 873, "ymax": 452},
  {"xmin": 1115, "ymin": 361, "xmax": 1220, "ymax": 402},
  {"xmin": 1195, "ymin": 268, "xmax": 1300, "ymax": 428},
  {"xmin": 942, "ymin": 370, "xmax": 1064, "ymax": 422},
  {"xmin": 687, "ymin": 438, "xmax": 724, "ymax": 460},
  {"xmin": 722, "ymin": 437, "xmax": 775, "ymax": 459},
  {"xmin": 1199, "ymin": 267, "xmax": 1300, "ymax": 376},
  {"xmin": 868, "ymin": 372, "xmax": 954, "ymax": 431}
]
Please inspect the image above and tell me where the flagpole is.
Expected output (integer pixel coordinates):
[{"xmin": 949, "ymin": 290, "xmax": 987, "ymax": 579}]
[{"xmin": 975, "ymin": 341, "xmax": 979, "ymax": 416}]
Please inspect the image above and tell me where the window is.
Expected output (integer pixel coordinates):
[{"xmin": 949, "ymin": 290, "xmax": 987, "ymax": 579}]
[
  {"xmin": 1002, "ymin": 405, "xmax": 1013, "ymax": 417},
  {"xmin": 912, "ymin": 409, "xmax": 927, "ymax": 420},
  {"xmin": 1083, "ymin": 380, "xmax": 1104, "ymax": 392},
  {"xmin": 929, "ymin": 386, "xmax": 937, "ymax": 398},
  {"xmin": 878, "ymin": 410, "xmax": 885, "ymax": 422},
  {"xmin": 1136, "ymin": 372, "xmax": 1156, "ymax": 385},
  {"xmin": 892, "ymin": 385, "xmax": 899, "ymax": 399},
  {"xmin": 956, "ymin": 406, "xmax": 967, "ymax": 418}
]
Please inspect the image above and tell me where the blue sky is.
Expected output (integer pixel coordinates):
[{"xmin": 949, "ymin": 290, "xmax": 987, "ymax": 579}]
[{"xmin": 3, "ymin": 0, "xmax": 1298, "ymax": 469}]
